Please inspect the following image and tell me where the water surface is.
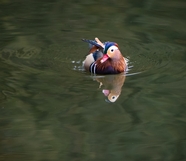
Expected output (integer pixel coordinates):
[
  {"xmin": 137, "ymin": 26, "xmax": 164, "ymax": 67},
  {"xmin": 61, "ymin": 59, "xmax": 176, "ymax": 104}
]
[{"xmin": 0, "ymin": 0, "xmax": 186, "ymax": 161}]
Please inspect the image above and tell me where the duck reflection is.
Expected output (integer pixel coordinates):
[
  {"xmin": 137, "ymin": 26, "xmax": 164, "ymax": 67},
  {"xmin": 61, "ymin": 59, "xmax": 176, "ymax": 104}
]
[{"xmin": 92, "ymin": 74, "xmax": 126, "ymax": 102}]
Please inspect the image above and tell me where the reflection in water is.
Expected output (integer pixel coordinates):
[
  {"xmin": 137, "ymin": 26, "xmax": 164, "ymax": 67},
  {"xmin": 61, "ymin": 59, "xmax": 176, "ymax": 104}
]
[{"xmin": 92, "ymin": 74, "xmax": 125, "ymax": 102}]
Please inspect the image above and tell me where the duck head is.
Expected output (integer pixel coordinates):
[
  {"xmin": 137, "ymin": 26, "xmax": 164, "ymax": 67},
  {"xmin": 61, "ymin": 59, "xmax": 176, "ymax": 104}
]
[{"xmin": 100, "ymin": 42, "xmax": 122, "ymax": 63}]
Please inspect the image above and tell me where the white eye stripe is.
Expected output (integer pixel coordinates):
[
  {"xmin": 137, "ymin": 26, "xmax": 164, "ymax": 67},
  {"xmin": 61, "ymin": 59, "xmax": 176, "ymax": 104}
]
[
  {"xmin": 109, "ymin": 46, "xmax": 118, "ymax": 52},
  {"xmin": 109, "ymin": 95, "xmax": 119, "ymax": 102}
]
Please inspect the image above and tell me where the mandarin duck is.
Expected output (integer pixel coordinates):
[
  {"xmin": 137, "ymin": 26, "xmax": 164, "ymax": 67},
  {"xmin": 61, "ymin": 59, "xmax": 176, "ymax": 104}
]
[
  {"xmin": 95, "ymin": 74, "xmax": 125, "ymax": 102},
  {"xmin": 82, "ymin": 37, "xmax": 127, "ymax": 74}
]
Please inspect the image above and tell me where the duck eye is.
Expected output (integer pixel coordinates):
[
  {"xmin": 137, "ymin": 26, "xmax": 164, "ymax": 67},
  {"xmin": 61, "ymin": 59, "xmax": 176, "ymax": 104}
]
[
  {"xmin": 112, "ymin": 96, "xmax": 115, "ymax": 99},
  {"xmin": 109, "ymin": 46, "xmax": 118, "ymax": 53}
]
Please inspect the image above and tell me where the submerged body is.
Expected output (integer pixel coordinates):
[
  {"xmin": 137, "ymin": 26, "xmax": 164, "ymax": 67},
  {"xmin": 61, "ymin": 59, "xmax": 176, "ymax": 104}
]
[{"xmin": 83, "ymin": 38, "xmax": 127, "ymax": 75}]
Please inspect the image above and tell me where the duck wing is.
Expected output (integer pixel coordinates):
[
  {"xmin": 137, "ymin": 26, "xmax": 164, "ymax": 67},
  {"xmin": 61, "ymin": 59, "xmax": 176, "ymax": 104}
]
[{"xmin": 82, "ymin": 39, "xmax": 104, "ymax": 49}]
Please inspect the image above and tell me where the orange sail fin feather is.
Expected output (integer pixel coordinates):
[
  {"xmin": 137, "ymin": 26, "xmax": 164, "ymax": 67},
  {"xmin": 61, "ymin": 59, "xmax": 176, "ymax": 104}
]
[{"xmin": 82, "ymin": 37, "xmax": 127, "ymax": 75}]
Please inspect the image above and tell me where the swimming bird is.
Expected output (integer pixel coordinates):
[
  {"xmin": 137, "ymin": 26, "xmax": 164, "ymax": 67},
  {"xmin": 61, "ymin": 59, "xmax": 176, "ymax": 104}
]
[{"xmin": 82, "ymin": 37, "xmax": 127, "ymax": 74}]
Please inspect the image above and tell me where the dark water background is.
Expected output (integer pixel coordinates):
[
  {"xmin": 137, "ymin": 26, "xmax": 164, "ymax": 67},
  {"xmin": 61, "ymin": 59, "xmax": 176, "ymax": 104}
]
[{"xmin": 0, "ymin": 0, "xmax": 186, "ymax": 160}]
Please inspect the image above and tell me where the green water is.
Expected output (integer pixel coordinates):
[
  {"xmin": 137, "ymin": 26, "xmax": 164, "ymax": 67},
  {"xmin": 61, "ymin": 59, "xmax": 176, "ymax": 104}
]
[{"xmin": 0, "ymin": 0, "xmax": 186, "ymax": 160}]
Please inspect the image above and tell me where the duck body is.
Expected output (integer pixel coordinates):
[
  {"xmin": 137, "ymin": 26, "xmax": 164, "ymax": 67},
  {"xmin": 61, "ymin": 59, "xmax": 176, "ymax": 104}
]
[{"xmin": 82, "ymin": 38, "xmax": 127, "ymax": 75}]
